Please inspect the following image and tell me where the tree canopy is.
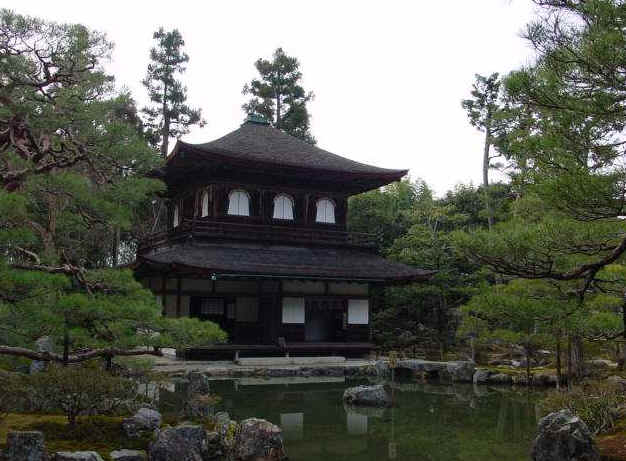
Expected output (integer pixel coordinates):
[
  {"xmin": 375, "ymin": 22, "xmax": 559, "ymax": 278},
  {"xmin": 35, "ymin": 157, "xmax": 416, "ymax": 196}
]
[{"xmin": 242, "ymin": 48, "xmax": 315, "ymax": 144}]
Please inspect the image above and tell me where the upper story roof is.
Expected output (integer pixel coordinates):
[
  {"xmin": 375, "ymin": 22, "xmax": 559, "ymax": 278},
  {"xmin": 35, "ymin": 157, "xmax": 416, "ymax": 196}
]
[{"xmin": 161, "ymin": 116, "xmax": 408, "ymax": 194}]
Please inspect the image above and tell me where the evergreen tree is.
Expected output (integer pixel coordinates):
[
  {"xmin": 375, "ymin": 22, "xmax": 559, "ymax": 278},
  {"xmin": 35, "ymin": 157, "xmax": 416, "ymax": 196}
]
[
  {"xmin": 0, "ymin": 11, "xmax": 225, "ymax": 366},
  {"xmin": 461, "ymin": 73, "xmax": 504, "ymax": 229},
  {"xmin": 142, "ymin": 28, "xmax": 204, "ymax": 158},
  {"xmin": 242, "ymin": 48, "xmax": 315, "ymax": 144},
  {"xmin": 455, "ymin": 0, "xmax": 626, "ymax": 378}
]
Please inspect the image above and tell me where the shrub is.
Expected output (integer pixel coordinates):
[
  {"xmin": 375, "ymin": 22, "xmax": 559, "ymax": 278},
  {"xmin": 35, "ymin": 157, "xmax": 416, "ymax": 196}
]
[
  {"xmin": 25, "ymin": 364, "xmax": 139, "ymax": 425},
  {"xmin": 540, "ymin": 381, "xmax": 626, "ymax": 435}
]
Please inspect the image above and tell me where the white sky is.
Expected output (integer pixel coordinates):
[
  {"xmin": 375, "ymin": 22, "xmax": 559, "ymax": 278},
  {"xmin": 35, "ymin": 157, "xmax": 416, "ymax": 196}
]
[{"xmin": 10, "ymin": 0, "xmax": 537, "ymax": 196}]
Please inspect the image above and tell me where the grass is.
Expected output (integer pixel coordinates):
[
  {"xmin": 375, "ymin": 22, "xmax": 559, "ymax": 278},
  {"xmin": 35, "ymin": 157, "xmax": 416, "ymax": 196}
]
[{"xmin": 0, "ymin": 413, "xmax": 150, "ymax": 460}]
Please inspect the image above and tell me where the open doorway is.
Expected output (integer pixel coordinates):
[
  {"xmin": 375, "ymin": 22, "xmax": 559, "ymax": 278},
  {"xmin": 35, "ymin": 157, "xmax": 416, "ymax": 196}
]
[{"xmin": 305, "ymin": 298, "xmax": 345, "ymax": 342}]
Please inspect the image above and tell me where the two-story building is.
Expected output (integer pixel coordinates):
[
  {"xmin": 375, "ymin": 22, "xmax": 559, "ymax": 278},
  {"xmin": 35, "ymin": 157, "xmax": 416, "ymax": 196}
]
[{"xmin": 134, "ymin": 115, "xmax": 432, "ymax": 359}]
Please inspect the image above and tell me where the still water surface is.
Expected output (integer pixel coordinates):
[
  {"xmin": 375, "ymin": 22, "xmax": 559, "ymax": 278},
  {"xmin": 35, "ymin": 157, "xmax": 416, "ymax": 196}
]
[{"xmin": 159, "ymin": 377, "xmax": 541, "ymax": 461}]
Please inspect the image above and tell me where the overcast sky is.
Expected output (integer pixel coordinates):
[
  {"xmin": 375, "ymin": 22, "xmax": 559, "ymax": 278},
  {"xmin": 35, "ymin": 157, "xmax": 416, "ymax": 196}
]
[{"xmin": 12, "ymin": 0, "xmax": 537, "ymax": 196}]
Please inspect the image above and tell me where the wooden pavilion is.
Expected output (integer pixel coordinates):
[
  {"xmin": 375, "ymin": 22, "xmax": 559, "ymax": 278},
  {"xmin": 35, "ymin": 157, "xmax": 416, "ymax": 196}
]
[{"xmin": 135, "ymin": 114, "xmax": 432, "ymax": 359}]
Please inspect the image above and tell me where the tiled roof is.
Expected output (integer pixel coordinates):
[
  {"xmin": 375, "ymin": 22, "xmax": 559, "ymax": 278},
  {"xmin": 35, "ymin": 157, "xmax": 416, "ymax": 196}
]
[
  {"xmin": 170, "ymin": 120, "xmax": 407, "ymax": 178},
  {"xmin": 138, "ymin": 242, "xmax": 433, "ymax": 283}
]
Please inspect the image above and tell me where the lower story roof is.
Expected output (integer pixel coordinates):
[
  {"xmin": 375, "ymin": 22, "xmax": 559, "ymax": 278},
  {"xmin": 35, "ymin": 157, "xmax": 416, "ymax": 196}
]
[{"xmin": 136, "ymin": 242, "xmax": 433, "ymax": 283}]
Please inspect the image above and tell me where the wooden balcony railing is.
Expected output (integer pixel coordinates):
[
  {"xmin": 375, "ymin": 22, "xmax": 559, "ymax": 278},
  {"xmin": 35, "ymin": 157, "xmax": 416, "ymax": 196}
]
[{"xmin": 138, "ymin": 218, "xmax": 379, "ymax": 253}]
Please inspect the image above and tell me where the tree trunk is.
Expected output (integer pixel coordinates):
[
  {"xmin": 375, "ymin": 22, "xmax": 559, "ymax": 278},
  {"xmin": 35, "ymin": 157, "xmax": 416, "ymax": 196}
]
[
  {"xmin": 63, "ymin": 327, "xmax": 69, "ymax": 367},
  {"xmin": 555, "ymin": 333, "xmax": 562, "ymax": 391},
  {"xmin": 113, "ymin": 225, "xmax": 120, "ymax": 267},
  {"xmin": 275, "ymin": 90, "xmax": 281, "ymax": 129},
  {"xmin": 622, "ymin": 296, "xmax": 626, "ymax": 370},
  {"xmin": 525, "ymin": 342, "xmax": 531, "ymax": 386},
  {"xmin": 160, "ymin": 84, "xmax": 169, "ymax": 158},
  {"xmin": 570, "ymin": 335, "xmax": 584, "ymax": 382},
  {"xmin": 567, "ymin": 334, "xmax": 572, "ymax": 391},
  {"xmin": 482, "ymin": 120, "xmax": 494, "ymax": 230}
]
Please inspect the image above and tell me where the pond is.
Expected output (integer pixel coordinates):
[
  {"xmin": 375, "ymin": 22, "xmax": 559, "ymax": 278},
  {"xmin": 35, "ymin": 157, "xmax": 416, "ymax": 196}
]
[{"xmin": 157, "ymin": 377, "xmax": 542, "ymax": 461}]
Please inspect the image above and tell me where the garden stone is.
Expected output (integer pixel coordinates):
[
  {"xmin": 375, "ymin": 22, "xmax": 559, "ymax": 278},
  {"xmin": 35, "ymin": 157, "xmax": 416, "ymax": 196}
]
[
  {"xmin": 374, "ymin": 360, "xmax": 390, "ymax": 377},
  {"xmin": 5, "ymin": 431, "xmax": 47, "ymax": 461},
  {"xmin": 531, "ymin": 409, "xmax": 599, "ymax": 461},
  {"xmin": 187, "ymin": 371, "xmax": 211, "ymax": 395},
  {"xmin": 54, "ymin": 452, "xmax": 104, "ymax": 461},
  {"xmin": 149, "ymin": 424, "xmax": 210, "ymax": 461},
  {"xmin": 343, "ymin": 385, "xmax": 392, "ymax": 407},
  {"xmin": 607, "ymin": 375, "xmax": 626, "ymax": 390},
  {"xmin": 446, "ymin": 361, "xmax": 475, "ymax": 382},
  {"xmin": 473, "ymin": 369, "xmax": 491, "ymax": 384},
  {"xmin": 489, "ymin": 373, "xmax": 513, "ymax": 384},
  {"xmin": 29, "ymin": 336, "xmax": 54, "ymax": 374},
  {"xmin": 235, "ymin": 418, "xmax": 286, "ymax": 461},
  {"xmin": 109, "ymin": 450, "xmax": 147, "ymax": 461},
  {"xmin": 122, "ymin": 408, "xmax": 161, "ymax": 438}
]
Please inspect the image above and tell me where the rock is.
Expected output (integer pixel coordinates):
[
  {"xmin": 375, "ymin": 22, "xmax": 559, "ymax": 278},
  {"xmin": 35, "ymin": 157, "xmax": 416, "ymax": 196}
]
[
  {"xmin": 215, "ymin": 411, "xmax": 230, "ymax": 426},
  {"xmin": 54, "ymin": 453, "xmax": 104, "ymax": 461},
  {"xmin": 473, "ymin": 369, "xmax": 491, "ymax": 384},
  {"xmin": 5, "ymin": 431, "xmax": 47, "ymax": 461},
  {"xmin": 607, "ymin": 375, "xmax": 626, "ymax": 389},
  {"xmin": 394, "ymin": 360, "xmax": 475, "ymax": 382},
  {"xmin": 343, "ymin": 385, "xmax": 392, "ymax": 407},
  {"xmin": 109, "ymin": 450, "xmax": 147, "ymax": 461},
  {"xmin": 531, "ymin": 409, "xmax": 599, "ymax": 461},
  {"xmin": 29, "ymin": 336, "xmax": 54, "ymax": 374},
  {"xmin": 235, "ymin": 418, "xmax": 286, "ymax": 461},
  {"xmin": 374, "ymin": 360, "xmax": 390, "ymax": 377},
  {"xmin": 487, "ymin": 373, "xmax": 513, "ymax": 384},
  {"xmin": 122, "ymin": 408, "xmax": 161, "ymax": 438},
  {"xmin": 187, "ymin": 371, "xmax": 211, "ymax": 395},
  {"xmin": 587, "ymin": 359, "xmax": 613, "ymax": 369},
  {"xmin": 446, "ymin": 361, "xmax": 476, "ymax": 382},
  {"xmin": 149, "ymin": 424, "xmax": 210, "ymax": 461}
]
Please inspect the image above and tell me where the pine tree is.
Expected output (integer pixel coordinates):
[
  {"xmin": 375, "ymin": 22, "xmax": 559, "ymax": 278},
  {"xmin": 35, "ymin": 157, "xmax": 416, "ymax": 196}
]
[
  {"xmin": 242, "ymin": 48, "xmax": 315, "ymax": 144},
  {"xmin": 142, "ymin": 28, "xmax": 204, "ymax": 158},
  {"xmin": 454, "ymin": 0, "xmax": 626, "ymax": 380},
  {"xmin": 0, "ymin": 11, "xmax": 225, "ymax": 366},
  {"xmin": 462, "ymin": 73, "xmax": 503, "ymax": 229}
]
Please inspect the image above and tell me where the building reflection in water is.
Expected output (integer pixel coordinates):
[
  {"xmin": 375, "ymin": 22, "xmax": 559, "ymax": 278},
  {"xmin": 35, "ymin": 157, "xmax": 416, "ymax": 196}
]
[{"xmin": 280, "ymin": 412, "xmax": 304, "ymax": 440}]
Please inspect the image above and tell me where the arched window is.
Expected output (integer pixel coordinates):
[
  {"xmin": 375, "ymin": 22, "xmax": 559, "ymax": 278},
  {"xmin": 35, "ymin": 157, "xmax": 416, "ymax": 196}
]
[
  {"xmin": 173, "ymin": 203, "xmax": 180, "ymax": 228},
  {"xmin": 227, "ymin": 189, "xmax": 250, "ymax": 216},
  {"xmin": 315, "ymin": 198, "xmax": 336, "ymax": 224},
  {"xmin": 273, "ymin": 194, "xmax": 294, "ymax": 220},
  {"xmin": 201, "ymin": 190, "xmax": 209, "ymax": 217}
]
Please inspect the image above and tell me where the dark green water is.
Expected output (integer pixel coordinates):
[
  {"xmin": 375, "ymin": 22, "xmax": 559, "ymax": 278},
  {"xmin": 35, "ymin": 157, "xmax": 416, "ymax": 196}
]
[{"xmin": 162, "ymin": 378, "xmax": 541, "ymax": 461}]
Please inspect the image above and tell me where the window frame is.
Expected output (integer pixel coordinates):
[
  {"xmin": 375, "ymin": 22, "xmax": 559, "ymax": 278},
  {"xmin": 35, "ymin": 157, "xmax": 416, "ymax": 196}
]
[
  {"xmin": 315, "ymin": 197, "xmax": 336, "ymax": 224},
  {"xmin": 272, "ymin": 193, "xmax": 295, "ymax": 221},
  {"xmin": 173, "ymin": 202, "xmax": 180, "ymax": 228},
  {"xmin": 227, "ymin": 189, "xmax": 251, "ymax": 217},
  {"xmin": 200, "ymin": 190, "xmax": 209, "ymax": 217}
]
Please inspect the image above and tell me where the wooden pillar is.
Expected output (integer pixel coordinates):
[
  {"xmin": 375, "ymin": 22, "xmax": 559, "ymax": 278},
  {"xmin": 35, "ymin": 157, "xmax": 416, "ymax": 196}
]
[
  {"xmin": 176, "ymin": 277, "xmax": 182, "ymax": 318},
  {"xmin": 161, "ymin": 274, "xmax": 167, "ymax": 316}
]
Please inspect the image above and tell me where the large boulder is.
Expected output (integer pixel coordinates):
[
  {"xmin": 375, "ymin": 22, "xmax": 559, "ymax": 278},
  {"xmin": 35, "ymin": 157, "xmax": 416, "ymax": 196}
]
[
  {"xmin": 54, "ymin": 453, "xmax": 103, "ymax": 461},
  {"xmin": 234, "ymin": 418, "xmax": 286, "ymax": 461},
  {"xmin": 5, "ymin": 431, "xmax": 47, "ymax": 461},
  {"xmin": 394, "ymin": 360, "xmax": 475, "ymax": 382},
  {"xmin": 122, "ymin": 408, "xmax": 161, "ymax": 438},
  {"xmin": 343, "ymin": 385, "xmax": 392, "ymax": 407},
  {"xmin": 531, "ymin": 409, "xmax": 599, "ymax": 461},
  {"xmin": 29, "ymin": 337, "xmax": 54, "ymax": 374},
  {"xmin": 149, "ymin": 424, "xmax": 212, "ymax": 461},
  {"xmin": 109, "ymin": 450, "xmax": 147, "ymax": 461}
]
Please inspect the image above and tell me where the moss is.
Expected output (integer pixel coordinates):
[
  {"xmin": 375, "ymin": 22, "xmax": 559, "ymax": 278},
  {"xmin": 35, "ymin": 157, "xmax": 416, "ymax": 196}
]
[{"xmin": 0, "ymin": 413, "xmax": 150, "ymax": 460}]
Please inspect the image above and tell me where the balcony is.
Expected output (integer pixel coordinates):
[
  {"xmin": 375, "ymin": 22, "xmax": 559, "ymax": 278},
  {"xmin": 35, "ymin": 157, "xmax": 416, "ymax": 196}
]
[{"xmin": 138, "ymin": 218, "xmax": 379, "ymax": 253}]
